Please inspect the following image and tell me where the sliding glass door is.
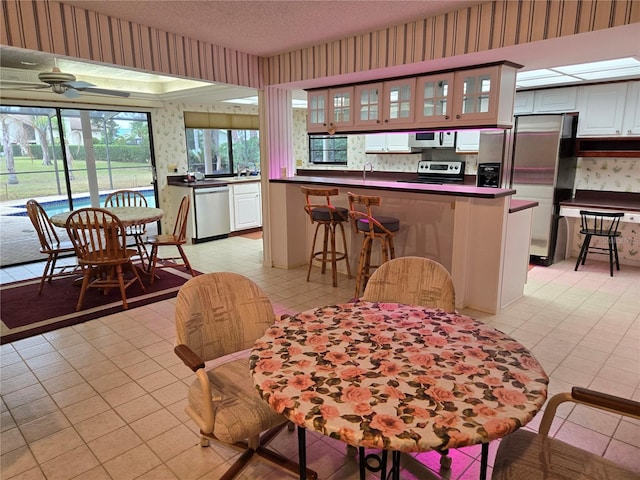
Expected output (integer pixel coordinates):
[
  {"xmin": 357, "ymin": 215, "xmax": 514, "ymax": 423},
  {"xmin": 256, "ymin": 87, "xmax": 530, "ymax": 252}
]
[{"xmin": 0, "ymin": 104, "xmax": 157, "ymax": 266}]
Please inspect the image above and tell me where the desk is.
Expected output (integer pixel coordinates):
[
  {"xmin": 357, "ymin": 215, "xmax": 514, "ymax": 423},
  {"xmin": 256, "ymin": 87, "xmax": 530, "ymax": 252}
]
[
  {"xmin": 251, "ymin": 301, "xmax": 548, "ymax": 480},
  {"xmin": 50, "ymin": 206, "xmax": 164, "ymax": 229}
]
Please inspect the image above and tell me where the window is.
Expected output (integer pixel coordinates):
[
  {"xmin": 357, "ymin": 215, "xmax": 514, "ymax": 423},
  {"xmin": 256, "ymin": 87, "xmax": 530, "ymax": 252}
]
[
  {"xmin": 185, "ymin": 128, "xmax": 260, "ymax": 176},
  {"xmin": 309, "ymin": 136, "xmax": 348, "ymax": 164}
]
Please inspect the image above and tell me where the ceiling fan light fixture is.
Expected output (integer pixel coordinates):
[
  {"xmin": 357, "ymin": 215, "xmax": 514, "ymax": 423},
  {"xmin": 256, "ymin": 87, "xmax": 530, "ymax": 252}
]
[{"xmin": 51, "ymin": 84, "xmax": 67, "ymax": 94}]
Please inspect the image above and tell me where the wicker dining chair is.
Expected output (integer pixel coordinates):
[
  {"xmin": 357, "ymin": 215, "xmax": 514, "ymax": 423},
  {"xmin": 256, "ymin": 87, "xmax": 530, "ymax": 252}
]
[
  {"xmin": 26, "ymin": 199, "xmax": 78, "ymax": 294},
  {"xmin": 174, "ymin": 272, "xmax": 317, "ymax": 480},
  {"xmin": 104, "ymin": 189, "xmax": 150, "ymax": 267},
  {"xmin": 65, "ymin": 207, "xmax": 145, "ymax": 311}
]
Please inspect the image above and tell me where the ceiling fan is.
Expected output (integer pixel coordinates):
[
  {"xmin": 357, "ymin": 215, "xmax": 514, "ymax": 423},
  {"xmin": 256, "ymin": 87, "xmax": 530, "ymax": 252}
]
[{"xmin": 4, "ymin": 66, "xmax": 131, "ymax": 98}]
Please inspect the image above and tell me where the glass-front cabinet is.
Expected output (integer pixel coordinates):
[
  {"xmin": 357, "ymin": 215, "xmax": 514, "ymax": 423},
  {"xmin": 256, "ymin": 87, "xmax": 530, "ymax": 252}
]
[
  {"xmin": 354, "ymin": 83, "xmax": 383, "ymax": 128},
  {"xmin": 307, "ymin": 90, "xmax": 328, "ymax": 133},
  {"xmin": 382, "ymin": 78, "xmax": 415, "ymax": 127},
  {"xmin": 450, "ymin": 65, "xmax": 517, "ymax": 127},
  {"xmin": 415, "ymin": 73, "xmax": 455, "ymax": 126},
  {"xmin": 307, "ymin": 87, "xmax": 354, "ymax": 133}
]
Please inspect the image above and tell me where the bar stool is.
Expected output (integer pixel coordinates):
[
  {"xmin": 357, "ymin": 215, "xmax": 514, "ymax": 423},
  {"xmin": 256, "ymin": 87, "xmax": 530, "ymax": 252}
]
[
  {"xmin": 348, "ymin": 192, "xmax": 400, "ymax": 298},
  {"xmin": 302, "ymin": 186, "xmax": 351, "ymax": 287},
  {"xmin": 574, "ymin": 210, "xmax": 624, "ymax": 277}
]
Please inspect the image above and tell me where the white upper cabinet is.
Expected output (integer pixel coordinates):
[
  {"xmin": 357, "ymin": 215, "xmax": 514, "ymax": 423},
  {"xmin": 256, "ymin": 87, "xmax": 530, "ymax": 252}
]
[
  {"xmin": 533, "ymin": 87, "xmax": 577, "ymax": 112},
  {"xmin": 455, "ymin": 130, "xmax": 481, "ymax": 153},
  {"xmin": 622, "ymin": 81, "xmax": 640, "ymax": 135},
  {"xmin": 577, "ymin": 83, "xmax": 628, "ymax": 136},
  {"xmin": 364, "ymin": 133, "xmax": 411, "ymax": 153},
  {"xmin": 307, "ymin": 90, "xmax": 328, "ymax": 133},
  {"xmin": 513, "ymin": 91, "xmax": 535, "ymax": 114},
  {"xmin": 415, "ymin": 73, "xmax": 455, "ymax": 126}
]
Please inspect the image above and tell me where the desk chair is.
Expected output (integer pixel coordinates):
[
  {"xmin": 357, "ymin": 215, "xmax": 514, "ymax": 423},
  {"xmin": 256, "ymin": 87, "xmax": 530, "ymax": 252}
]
[
  {"xmin": 104, "ymin": 190, "xmax": 150, "ymax": 267},
  {"xmin": 65, "ymin": 208, "xmax": 145, "ymax": 311},
  {"xmin": 146, "ymin": 195, "xmax": 194, "ymax": 284},
  {"xmin": 26, "ymin": 199, "xmax": 78, "ymax": 294},
  {"xmin": 348, "ymin": 192, "xmax": 400, "ymax": 298},
  {"xmin": 493, "ymin": 387, "xmax": 640, "ymax": 480},
  {"xmin": 301, "ymin": 186, "xmax": 351, "ymax": 287},
  {"xmin": 174, "ymin": 273, "xmax": 317, "ymax": 480},
  {"xmin": 574, "ymin": 210, "xmax": 624, "ymax": 276}
]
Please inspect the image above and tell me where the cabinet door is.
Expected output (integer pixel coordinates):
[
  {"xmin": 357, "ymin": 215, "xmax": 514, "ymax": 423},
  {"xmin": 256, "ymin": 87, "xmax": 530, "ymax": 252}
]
[
  {"xmin": 354, "ymin": 83, "xmax": 383, "ymax": 129},
  {"xmin": 328, "ymin": 86, "xmax": 354, "ymax": 130},
  {"xmin": 513, "ymin": 91, "xmax": 534, "ymax": 114},
  {"xmin": 382, "ymin": 78, "xmax": 416, "ymax": 127},
  {"xmin": 533, "ymin": 87, "xmax": 577, "ymax": 112},
  {"xmin": 622, "ymin": 81, "xmax": 640, "ymax": 135},
  {"xmin": 307, "ymin": 90, "xmax": 329, "ymax": 133},
  {"xmin": 384, "ymin": 133, "xmax": 411, "ymax": 153},
  {"xmin": 415, "ymin": 73, "xmax": 455, "ymax": 126},
  {"xmin": 232, "ymin": 183, "xmax": 261, "ymax": 231},
  {"xmin": 577, "ymin": 83, "xmax": 628, "ymax": 136},
  {"xmin": 364, "ymin": 133, "xmax": 387, "ymax": 153},
  {"xmin": 455, "ymin": 130, "xmax": 480, "ymax": 153},
  {"xmin": 452, "ymin": 67, "xmax": 498, "ymax": 124}
]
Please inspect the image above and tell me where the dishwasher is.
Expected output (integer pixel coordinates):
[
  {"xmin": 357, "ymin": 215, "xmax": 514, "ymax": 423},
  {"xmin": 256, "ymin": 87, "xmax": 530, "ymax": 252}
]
[{"xmin": 193, "ymin": 186, "xmax": 231, "ymax": 242}]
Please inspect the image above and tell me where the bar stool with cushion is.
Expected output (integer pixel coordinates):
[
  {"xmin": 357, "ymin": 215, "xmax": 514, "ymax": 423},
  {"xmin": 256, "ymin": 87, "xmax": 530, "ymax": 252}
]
[
  {"xmin": 574, "ymin": 210, "xmax": 624, "ymax": 277},
  {"xmin": 302, "ymin": 186, "xmax": 351, "ymax": 287},
  {"xmin": 347, "ymin": 192, "xmax": 400, "ymax": 298}
]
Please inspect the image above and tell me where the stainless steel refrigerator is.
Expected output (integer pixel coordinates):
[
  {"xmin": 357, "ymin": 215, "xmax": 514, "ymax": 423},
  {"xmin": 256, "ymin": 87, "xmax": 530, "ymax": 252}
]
[{"xmin": 478, "ymin": 113, "xmax": 578, "ymax": 266}]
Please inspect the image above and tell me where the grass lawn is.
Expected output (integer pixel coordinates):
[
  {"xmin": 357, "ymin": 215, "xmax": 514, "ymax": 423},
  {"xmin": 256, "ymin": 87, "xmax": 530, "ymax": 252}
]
[{"xmin": 0, "ymin": 156, "xmax": 153, "ymax": 202}]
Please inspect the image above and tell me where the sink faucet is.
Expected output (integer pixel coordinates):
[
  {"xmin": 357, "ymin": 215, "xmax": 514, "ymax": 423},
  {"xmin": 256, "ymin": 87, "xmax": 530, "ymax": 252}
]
[{"xmin": 363, "ymin": 162, "xmax": 373, "ymax": 181}]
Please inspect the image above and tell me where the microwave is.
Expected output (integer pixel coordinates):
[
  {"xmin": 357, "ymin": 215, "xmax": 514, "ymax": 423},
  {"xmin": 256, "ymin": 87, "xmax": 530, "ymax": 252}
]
[{"xmin": 409, "ymin": 131, "xmax": 456, "ymax": 149}]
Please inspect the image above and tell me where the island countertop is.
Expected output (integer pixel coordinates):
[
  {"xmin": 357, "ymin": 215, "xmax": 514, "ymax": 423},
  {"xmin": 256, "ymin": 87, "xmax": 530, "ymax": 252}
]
[{"xmin": 271, "ymin": 175, "xmax": 516, "ymax": 199}]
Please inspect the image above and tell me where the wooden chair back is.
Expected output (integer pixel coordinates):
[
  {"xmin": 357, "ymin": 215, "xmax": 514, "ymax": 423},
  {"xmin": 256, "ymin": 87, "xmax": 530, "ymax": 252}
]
[
  {"xmin": 26, "ymin": 199, "xmax": 61, "ymax": 253},
  {"xmin": 104, "ymin": 190, "xmax": 148, "ymax": 208},
  {"xmin": 65, "ymin": 208, "xmax": 128, "ymax": 264},
  {"xmin": 362, "ymin": 256, "xmax": 456, "ymax": 312},
  {"xmin": 579, "ymin": 210, "xmax": 624, "ymax": 237},
  {"xmin": 347, "ymin": 192, "xmax": 391, "ymax": 236},
  {"xmin": 301, "ymin": 186, "xmax": 345, "ymax": 223},
  {"xmin": 172, "ymin": 195, "xmax": 190, "ymax": 240}
]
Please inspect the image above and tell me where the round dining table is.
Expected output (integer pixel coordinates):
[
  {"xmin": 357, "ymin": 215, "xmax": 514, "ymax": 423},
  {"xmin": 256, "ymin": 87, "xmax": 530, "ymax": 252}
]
[
  {"xmin": 251, "ymin": 301, "xmax": 549, "ymax": 480},
  {"xmin": 50, "ymin": 206, "xmax": 164, "ymax": 229}
]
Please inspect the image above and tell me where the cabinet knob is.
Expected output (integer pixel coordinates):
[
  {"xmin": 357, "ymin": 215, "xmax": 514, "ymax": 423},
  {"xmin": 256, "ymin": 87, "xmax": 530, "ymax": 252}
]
[
  {"xmin": 384, "ymin": 119, "xmax": 389, "ymax": 123},
  {"xmin": 456, "ymin": 114, "xmax": 461, "ymax": 119},
  {"xmin": 445, "ymin": 115, "xmax": 450, "ymax": 120},
  {"xmin": 376, "ymin": 120, "xmax": 381, "ymax": 124}
]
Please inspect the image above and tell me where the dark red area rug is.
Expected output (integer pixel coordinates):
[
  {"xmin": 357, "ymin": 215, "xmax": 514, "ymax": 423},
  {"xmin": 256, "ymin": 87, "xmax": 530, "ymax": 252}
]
[{"xmin": 1, "ymin": 268, "xmax": 198, "ymax": 344}]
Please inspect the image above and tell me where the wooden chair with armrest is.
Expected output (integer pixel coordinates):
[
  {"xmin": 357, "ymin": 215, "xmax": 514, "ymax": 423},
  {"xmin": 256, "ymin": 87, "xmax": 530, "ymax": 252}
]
[
  {"xmin": 65, "ymin": 207, "xmax": 145, "ymax": 311},
  {"xmin": 104, "ymin": 189, "xmax": 151, "ymax": 267},
  {"xmin": 146, "ymin": 195, "xmax": 195, "ymax": 284},
  {"xmin": 492, "ymin": 387, "xmax": 640, "ymax": 480},
  {"xmin": 26, "ymin": 199, "xmax": 79, "ymax": 295},
  {"xmin": 174, "ymin": 272, "xmax": 317, "ymax": 480}
]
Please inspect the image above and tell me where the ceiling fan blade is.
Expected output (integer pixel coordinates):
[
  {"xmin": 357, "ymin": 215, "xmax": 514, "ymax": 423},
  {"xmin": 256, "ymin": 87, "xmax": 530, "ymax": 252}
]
[
  {"xmin": 75, "ymin": 86, "xmax": 131, "ymax": 98},
  {"xmin": 1, "ymin": 81, "xmax": 50, "ymax": 89},
  {"xmin": 66, "ymin": 80, "xmax": 95, "ymax": 89},
  {"xmin": 63, "ymin": 88, "xmax": 81, "ymax": 99}
]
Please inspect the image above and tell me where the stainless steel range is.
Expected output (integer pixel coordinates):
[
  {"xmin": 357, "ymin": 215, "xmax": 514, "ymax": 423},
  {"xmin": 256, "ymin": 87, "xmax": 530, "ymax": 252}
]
[{"xmin": 398, "ymin": 160, "xmax": 465, "ymax": 184}]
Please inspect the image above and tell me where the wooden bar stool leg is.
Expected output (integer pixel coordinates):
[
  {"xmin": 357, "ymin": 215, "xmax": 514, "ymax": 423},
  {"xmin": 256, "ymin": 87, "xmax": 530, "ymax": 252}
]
[
  {"xmin": 355, "ymin": 236, "xmax": 371, "ymax": 299},
  {"xmin": 321, "ymin": 224, "xmax": 330, "ymax": 274},
  {"xmin": 329, "ymin": 223, "xmax": 338, "ymax": 287},
  {"xmin": 338, "ymin": 222, "xmax": 351, "ymax": 279},
  {"xmin": 307, "ymin": 223, "xmax": 321, "ymax": 282}
]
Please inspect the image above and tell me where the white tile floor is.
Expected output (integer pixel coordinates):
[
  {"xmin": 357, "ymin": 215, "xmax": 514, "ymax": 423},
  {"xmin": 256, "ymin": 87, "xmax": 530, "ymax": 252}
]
[{"xmin": 1, "ymin": 235, "xmax": 639, "ymax": 479}]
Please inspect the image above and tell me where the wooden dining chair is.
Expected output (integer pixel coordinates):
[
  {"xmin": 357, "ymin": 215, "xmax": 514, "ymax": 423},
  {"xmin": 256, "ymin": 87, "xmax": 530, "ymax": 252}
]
[
  {"xmin": 146, "ymin": 195, "xmax": 195, "ymax": 284},
  {"xmin": 26, "ymin": 199, "xmax": 78, "ymax": 294},
  {"xmin": 574, "ymin": 210, "xmax": 624, "ymax": 276},
  {"xmin": 104, "ymin": 189, "xmax": 150, "ymax": 267},
  {"xmin": 174, "ymin": 272, "xmax": 317, "ymax": 480},
  {"xmin": 65, "ymin": 207, "xmax": 145, "ymax": 311},
  {"xmin": 361, "ymin": 256, "xmax": 455, "ymax": 312}
]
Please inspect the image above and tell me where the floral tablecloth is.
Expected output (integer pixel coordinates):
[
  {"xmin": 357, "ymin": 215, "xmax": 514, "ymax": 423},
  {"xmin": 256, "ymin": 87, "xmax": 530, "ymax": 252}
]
[{"xmin": 250, "ymin": 301, "xmax": 548, "ymax": 453}]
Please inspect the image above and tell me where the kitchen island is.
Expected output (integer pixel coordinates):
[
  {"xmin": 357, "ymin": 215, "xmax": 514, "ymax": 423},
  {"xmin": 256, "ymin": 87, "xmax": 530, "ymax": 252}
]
[{"xmin": 268, "ymin": 175, "xmax": 536, "ymax": 314}]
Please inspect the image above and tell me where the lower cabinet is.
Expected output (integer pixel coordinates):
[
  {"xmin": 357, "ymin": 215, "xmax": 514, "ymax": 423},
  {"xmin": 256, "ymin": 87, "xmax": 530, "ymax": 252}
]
[{"xmin": 229, "ymin": 182, "xmax": 262, "ymax": 231}]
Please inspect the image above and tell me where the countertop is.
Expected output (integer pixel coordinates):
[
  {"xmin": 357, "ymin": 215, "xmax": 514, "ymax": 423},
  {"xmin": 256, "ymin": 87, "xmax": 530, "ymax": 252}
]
[
  {"xmin": 167, "ymin": 176, "xmax": 261, "ymax": 188},
  {"xmin": 272, "ymin": 175, "xmax": 517, "ymax": 199},
  {"xmin": 559, "ymin": 190, "xmax": 640, "ymax": 212}
]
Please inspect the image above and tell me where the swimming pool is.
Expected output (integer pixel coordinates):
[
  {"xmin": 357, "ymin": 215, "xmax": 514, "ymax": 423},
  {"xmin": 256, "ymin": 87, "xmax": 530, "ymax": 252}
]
[{"xmin": 6, "ymin": 189, "xmax": 156, "ymax": 217}]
